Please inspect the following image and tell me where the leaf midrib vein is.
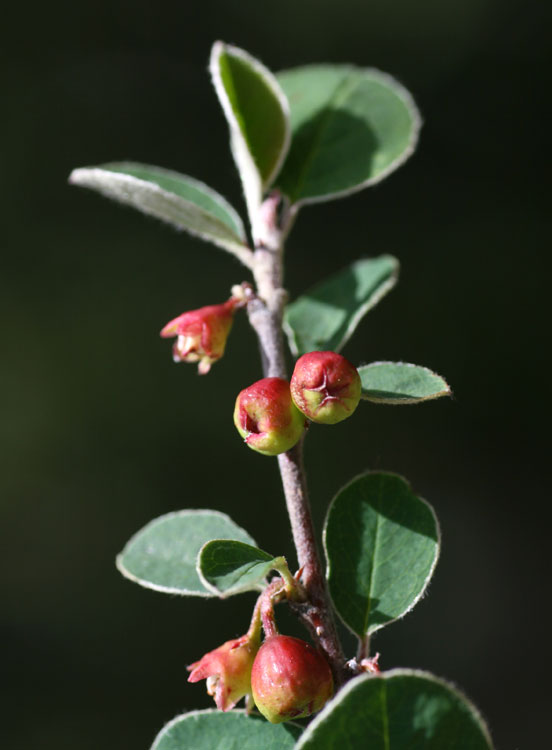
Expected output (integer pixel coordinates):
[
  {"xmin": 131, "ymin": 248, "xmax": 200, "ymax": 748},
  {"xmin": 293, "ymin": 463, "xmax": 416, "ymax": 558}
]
[
  {"xmin": 290, "ymin": 71, "xmax": 361, "ymax": 200},
  {"xmin": 363, "ymin": 482, "xmax": 385, "ymax": 634}
]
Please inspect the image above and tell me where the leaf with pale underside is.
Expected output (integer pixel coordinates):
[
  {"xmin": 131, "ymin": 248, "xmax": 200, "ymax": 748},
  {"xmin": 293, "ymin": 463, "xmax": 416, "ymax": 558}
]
[
  {"xmin": 295, "ymin": 670, "xmax": 494, "ymax": 750},
  {"xmin": 198, "ymin": 539, "xmax": 282, "ymax": 597},
  {"xmin": 210, "ymin": 41, "xmax": 290, "ymax": 224},
  {"xmin": 69, "ymin": 162, "xmax": 253, "ymax": 267},
  {"xmin": 284, "ymin": 256, "xmax": 398, "ymax": 356},
  {"xmin": 275, "ymin": 64, "xmax": 421, "ymax": 206},
  {"xmin": 324, "ymin": 472, "xmax": 440, "ymax": 636},
  {"xmin": 151, "ymin": 709, "xmax": 301, "ymax": 750},
  {"xmin": 116, "ymin": 510, "xmax": 256, "ymax": 596},
  {"xmin": 359, "ymin": 362, "xmax": 452, "ymax": 404}
]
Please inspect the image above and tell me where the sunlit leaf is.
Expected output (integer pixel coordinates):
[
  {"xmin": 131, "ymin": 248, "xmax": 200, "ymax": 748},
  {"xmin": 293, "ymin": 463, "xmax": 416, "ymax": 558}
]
[
  {"xmin": 276, "ymin": 65, "xmax": 420, "ymax": 205},
  {"xmin": 284, "ymin": 256, "xmax": 398, "ymax": 355},
  {"xmin": 152, "ymin": 709, "xmax": 301, "ymax": 750},
  {"xmin": 117, "ymin": 510, "xmax": 256, "ymax": 596},
  {"xmin": 69, "ymin": 162, "xmax": 253, "ymax": 267},
  {"xmin": 324, "ymin": 472, "xmax": 439, "ymax": 636},
  {"xmin": 359, "ymin": 362, "xmax": 451, "ymax": 404},
  {"xmin": 198, "ymin": 539, "xmax": 281, "ymax": 597},
  {"xmin": 296, "ymin": 670, "xmax": 493, "ymax": 749},
  {"xmin": 210, "ymin": 42, "xmax": 290, "ymax": 224}
]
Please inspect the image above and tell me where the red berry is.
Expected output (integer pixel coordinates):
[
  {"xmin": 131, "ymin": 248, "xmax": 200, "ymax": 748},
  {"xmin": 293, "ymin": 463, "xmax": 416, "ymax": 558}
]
[
  {"xmin": 233, "ymin": 378, "xmax": 305, "ymax": 456},
  {"xmin": 251, "ymin": 635, "xmax": 333, "ymax": 723},
  {"xmin": 290, "ymin": 351, "xmax": 361, "ymax": 424}
]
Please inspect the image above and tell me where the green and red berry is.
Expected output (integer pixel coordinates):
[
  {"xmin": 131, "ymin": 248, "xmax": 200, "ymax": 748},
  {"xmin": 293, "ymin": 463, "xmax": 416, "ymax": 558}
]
[
  {"xmin": 251, "ymin": 635, "xmax": 334, "ymax": 723},
  {"xmin": 290, "ymin": 351, "xmax": 361, "ymax": 424},
  {"xmin": 234, "ymin": 377, "xmax": 306, "ymax": 456}
]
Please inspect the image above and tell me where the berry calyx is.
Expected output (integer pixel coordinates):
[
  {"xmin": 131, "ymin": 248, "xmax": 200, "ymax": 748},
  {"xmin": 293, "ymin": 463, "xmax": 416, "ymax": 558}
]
[
  {"xmin": 290, "ymin": 351, "xmax": 361, "ymax": 424},
  {"xmin": 233, "ymin": 377, "xmax": 306, "ymax": 456},
  {"xmin": 160, "ymin": 297, "xmax": 241, "ymax": 374},
  {"xmin": 187, "ymin": 632, "xmax": 260, "ymax": 711},
  {"xmin": 251, "ymin": 635, "xmax": 333, "ymax": 723}
]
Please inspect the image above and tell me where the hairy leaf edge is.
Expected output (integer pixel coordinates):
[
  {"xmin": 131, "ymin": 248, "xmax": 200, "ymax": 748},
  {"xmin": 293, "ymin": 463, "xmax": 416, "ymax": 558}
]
[
  {"xmin": 69, "ymin": 166, "xmax": 254, "ymax": 268},
  {"xmin": 294, "ymin": 669, "xmax": 494, "ymax": 749},
  {"xmin": 209, "ymin": 41, "xmax": 291, "ymax": 225},
  {"xmin": 277, "ymin": 65, "xmax": 422, "ymax": 208},
  {"xmin": 322, "ymin": 471, "xmax": 441, "ymax": 637},
  {"xmin": 151, "ymin": 708, "xmax": 302, "ymax": 750},
  {"xmin": 336, "ymin": 257, "xmax": 399, "ymax": 354},
  {"xmin": 283, "ymin": 255, "xmax": 399, "ymax": 357},
  {"xmin": 196, "ymin": 539, "xmax": 274, "ymax": 598},
  {"xmin": 359, "ymin": 361, "xmax": 452, "ymax": 404},
  {"xmin": 116, "ymin": 509, "xmax": 257, "ymax": 597}
]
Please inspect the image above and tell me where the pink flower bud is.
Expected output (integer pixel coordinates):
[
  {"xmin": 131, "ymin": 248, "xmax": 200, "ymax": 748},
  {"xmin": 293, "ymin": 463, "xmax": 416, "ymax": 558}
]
[
  {"xmin": 233, "ymin": 377, "xmax": 306, "ymax": 456},
  {"xmin": 187, "ymin": 633, "xmax": 259, "ymax": 711},
  {"xmin": 251, "ymin": 635, "xmax": 333, "ymax": 723},
  {"xmin": 160, "ymin": 298, "xmax": 239, "ymax": 374},
  {"xmin": 290, "ymin": 351, "xmax": 361, "ymax": 424}
]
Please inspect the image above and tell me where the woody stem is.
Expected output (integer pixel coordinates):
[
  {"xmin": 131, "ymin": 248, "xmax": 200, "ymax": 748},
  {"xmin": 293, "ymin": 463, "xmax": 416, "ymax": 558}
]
[{"xmin": 246, "ymin": 194, "xmax": 346, "ymax": 683}]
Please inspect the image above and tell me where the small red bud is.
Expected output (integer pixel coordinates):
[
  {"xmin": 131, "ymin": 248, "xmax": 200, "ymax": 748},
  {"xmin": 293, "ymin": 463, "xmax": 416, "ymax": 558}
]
[
  {"xmin": 160, "ymin": 298, "xmax": 239, "ymax": 374},
  {"xmin": 251, "ymin": 635, "xmax": 333, "ymax": 723},
  {"xmin": 233, "ymin": 378, "xmax": 306, "ymax": 456},
  {"xmin": 290, "ymin": 351, "xmax": 361, "ymax": 424}
]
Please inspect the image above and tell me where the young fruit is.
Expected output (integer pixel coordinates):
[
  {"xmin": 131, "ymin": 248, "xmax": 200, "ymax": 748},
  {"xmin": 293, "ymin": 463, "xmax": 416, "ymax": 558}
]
[
  {"xmin": 233, "ymin": 377, "xmax": 305, "ymax": 456},
  {"xmin": 251, "ymin": 635, "xmax": 333, "ymax": 723},
  {"xmin": 290, "ymin": 351, "xmax": 361, "ymax": 424}
]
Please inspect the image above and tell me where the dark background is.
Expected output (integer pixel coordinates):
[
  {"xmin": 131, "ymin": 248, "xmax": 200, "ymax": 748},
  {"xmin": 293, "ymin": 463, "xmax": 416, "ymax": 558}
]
[{"xmin": 1, "ymin": 1, "xmax": 549, "ymax": 748}]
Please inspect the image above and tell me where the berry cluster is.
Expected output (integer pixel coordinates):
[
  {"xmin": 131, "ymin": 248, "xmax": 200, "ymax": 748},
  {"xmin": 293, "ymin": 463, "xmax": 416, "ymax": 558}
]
[
  {"xmin": 161, "ymin": 297, "xmax": 362, "ymax": 456},
  {"xmin": 187, "ymin": 601, "xmax": 334, "ymax": 723},
  {"xmin": 163, "ymin": 298, "xmax": 358, "ymax": 722},
  {"xmin": 234, "ymin": 349, "xmax": 361, "ymax": 456}
]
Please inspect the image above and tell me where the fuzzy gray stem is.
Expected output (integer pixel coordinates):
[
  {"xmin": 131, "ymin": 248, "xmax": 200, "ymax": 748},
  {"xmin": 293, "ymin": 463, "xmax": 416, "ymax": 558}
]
[
  {"xmin": 278, "ymin": 443, "xmax": 346, "ymax": 681},
  {"xmin": 246, "ymin": 195, "xmax": 346, "ymax": 683}
]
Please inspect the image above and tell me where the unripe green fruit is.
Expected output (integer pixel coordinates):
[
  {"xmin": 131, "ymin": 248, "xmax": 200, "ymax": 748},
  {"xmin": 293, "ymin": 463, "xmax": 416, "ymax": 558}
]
[
  {"xmin": 233, "ymin": 377, "xmax": 306, "ymax": 456},
  {"xmin": 251, "ymin": 635, "xmax": 333, "ymax": 723},
  {"xmin": 290, "ymin": 351, "xmax": 362, "ymax": 424}
]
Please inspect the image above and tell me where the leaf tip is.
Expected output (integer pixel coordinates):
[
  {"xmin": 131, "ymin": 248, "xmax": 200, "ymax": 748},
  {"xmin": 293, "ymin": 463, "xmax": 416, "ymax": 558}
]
[
  {"xmin": 68, "ymin": 167, "xmax": 87, "ymax": 186},
  {"xmin": 114, "ymin": 550, "xmax": 131, "ymax": 582},
  {"xmin": 210, "ymin": 39, "xmax": 225, "ymax": 65}
]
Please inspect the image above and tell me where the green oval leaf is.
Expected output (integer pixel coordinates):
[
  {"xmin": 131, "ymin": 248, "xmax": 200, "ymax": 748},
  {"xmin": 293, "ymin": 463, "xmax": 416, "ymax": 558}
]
[
  {"xmin": 284, "ymin": 256, "xmax": 398, "ymax": 356},
  {"xmin": 210, "ymin": 42, "xmax": 290, "ymax": 223},
  {"xmin": 152, "ymin": 709, "xmax": 301, "ymax": 750},
  {"xmin": 359, "ymin": 362, "xmax": 452, "ymax": 404},
  {"xmin": 116, "ymin": 510, "xmax": 256, "ymax": 596},
  {"xmin": 324, "ymin": 472, "xmax": 440, "ymax": 636},
  {"xmin": 296, "ymin": 670, "xmax": 493, "ymax": 749},
  {"xmin": 69, "ymin": 162, "xmax": 253, "ymax": 267},
  {"xmin": 275, "ymin": 65, "xmax": 421, "ymax": 205},
  {"xmin": 198, "ymin": 540, "xmax": 280, "ymax": 597}
]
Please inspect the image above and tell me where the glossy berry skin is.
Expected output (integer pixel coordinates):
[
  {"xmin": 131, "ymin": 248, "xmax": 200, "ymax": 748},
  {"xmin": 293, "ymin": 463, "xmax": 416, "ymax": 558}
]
[
  {"xmin": 233, "ymin": 378, "xmax": 306, "ymax": 456},
  {"xmin": 251, "ymin": 635, "xmax": 333, "ymax": 723},
  {"xmin": 290, "ymin": 351, "xmax": 361, "ymax": 424}
]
